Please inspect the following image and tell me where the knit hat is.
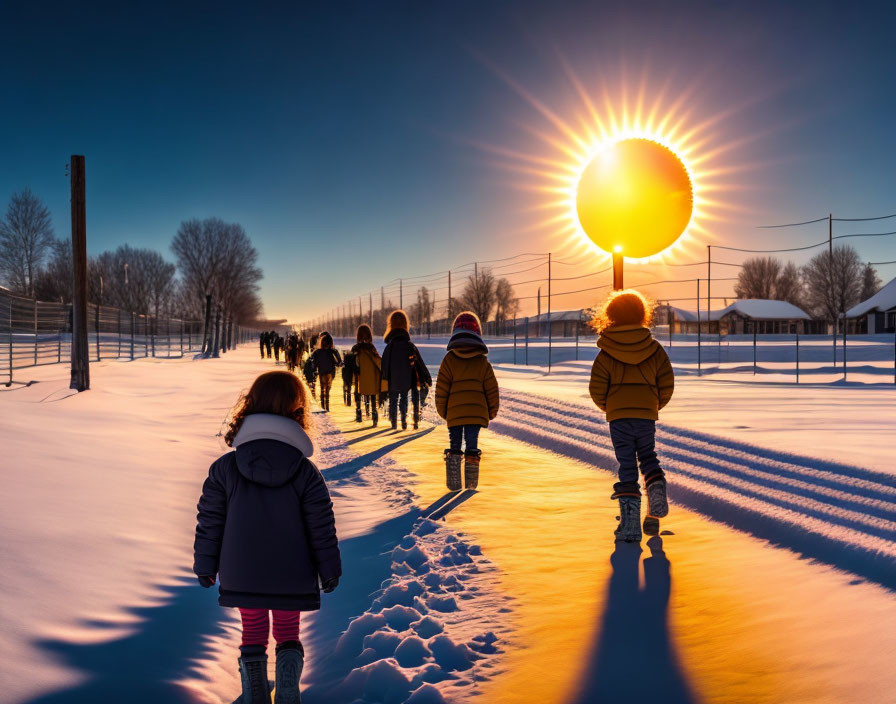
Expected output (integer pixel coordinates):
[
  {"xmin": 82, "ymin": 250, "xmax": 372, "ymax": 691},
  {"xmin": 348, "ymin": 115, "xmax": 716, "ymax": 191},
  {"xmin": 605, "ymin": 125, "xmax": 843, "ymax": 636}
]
[
  {"xmin": 448, "ymin": 311, "xmax": 487, "ymax": 352},
  {"xmin": 452, "ymin": 312, "xmax": 481, "ymax": 335}
]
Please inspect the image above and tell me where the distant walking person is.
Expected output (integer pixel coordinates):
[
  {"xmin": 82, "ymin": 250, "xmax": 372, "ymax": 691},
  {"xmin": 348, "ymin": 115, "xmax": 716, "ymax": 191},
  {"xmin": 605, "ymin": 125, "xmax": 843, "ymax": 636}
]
[
  {"xmin": 341, "ymin": 350, "xmax": 358, "ymax": 406},
  {"xmin": 193, "ymin": 371, "xmax": 341, "ymax": 704},
  {"xmin": 352, "ymin": 324, "xmax": 382, "ymax": 427},
  {"xmin": 285, "ymin": 333, "xmax": 300, "ymax": 373},
  {"xmin": 381, "ymin": 310, "xmax": 428, "ymax": 430},
  {"xmin": 588, "ymin": 289, "xmax": 674, "ymax": 543},
  {"xmin": 273, "ymin": 333, "xmax": 284, "ymax": 364},
  {"xmin": 302, "ymin": 352, "xmax": 317, "ymax": 399},
  {"xmin": 265, "ymin": 330, "xmax": 274, "ymax": 359},
  {"xmin": 311, "ymin": 332, "xmax": 342, "ymax": 411},
  {"xmin": 435, "ymin": 312, "xmax": 499, "ymax": 491},
  {"xmin": 259, "ymin": 331, "xmax": 267, "ymax": 360}
]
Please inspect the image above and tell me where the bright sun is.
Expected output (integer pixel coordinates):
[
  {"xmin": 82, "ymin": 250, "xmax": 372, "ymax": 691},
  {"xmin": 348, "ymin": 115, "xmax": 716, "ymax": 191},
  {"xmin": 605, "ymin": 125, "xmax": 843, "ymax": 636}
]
[
  {"xmin": 575, "ymin": 137, "xmax": 693, "ymax": 258},
  {"xmin": 484, "ymin": 66, "xmax": 737, "ymax": 265}
]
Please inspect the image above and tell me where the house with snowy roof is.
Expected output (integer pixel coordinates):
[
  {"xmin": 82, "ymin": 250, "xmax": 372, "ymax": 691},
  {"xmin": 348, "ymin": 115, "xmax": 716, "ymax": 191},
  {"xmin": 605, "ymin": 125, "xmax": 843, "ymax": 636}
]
[
  {"xmin": 845, "ymin": 277, "xmax": 896, "ymax": 333},
  {"xmin": 663, "ymin": 299, "xmax": 814, "ymax": 335}
]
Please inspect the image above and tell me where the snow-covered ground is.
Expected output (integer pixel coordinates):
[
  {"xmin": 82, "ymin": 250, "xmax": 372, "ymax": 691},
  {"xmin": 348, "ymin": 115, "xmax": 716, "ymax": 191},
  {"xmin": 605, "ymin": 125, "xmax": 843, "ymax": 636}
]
[{"xmin": 3, "ymin": 346, "xmax": 896, "ymax": 703}]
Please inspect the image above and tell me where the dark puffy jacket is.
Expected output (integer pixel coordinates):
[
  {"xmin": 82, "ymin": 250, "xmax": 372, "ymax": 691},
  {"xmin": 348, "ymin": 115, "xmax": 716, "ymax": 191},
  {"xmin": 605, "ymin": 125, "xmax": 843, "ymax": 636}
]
[
  {"xmin": 193, "ymin": 414, "xmax": 341, "ymax": 610},
  {"xmin": 312, "ymin": 347, "xmax": 342, "ymax": 377},
  {"xmin": 381, "ymin": 329, "xmax": 425, "ymax": 393},
  {"xmin": 342, "ymin": 352, "xmax": 358, "ymax": 385}
]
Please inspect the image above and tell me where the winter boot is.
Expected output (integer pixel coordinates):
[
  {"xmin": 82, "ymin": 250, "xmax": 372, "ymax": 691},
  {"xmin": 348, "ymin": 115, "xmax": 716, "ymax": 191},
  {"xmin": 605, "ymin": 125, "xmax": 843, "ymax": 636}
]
[
  {"xmin": 355, "ymin": 406, "xmax": 362, "ymax": 423},
  {"xmin": 643, "ymin": 477, "xmax": 668, "ymax": 536},
  {"xmin": 372, "ymin": 406, "xmax": 378, "ymax": 427},
  {"xmin": 238, "ymin": 652, "xmax": 271, "ymax": 704},
  {"xmin": 413, "ymin": 404, "xmax": 420, "ymax": 430},
  {"xmin": 401, "ymin": 413, "xmax": 408, "ymax": 430},
  {"xmin": 274, "ymin": 641, "xmax": 304, "ymax": 704},
  {"xmin": 464, "ymin": 450, "xmax": 481, "ymax": 490},
  {"xmin": 611, "ymin": 484, "xmax": 642, "ymax": 543},
  {"xmin": 444, "ymin": 449, "xmax": 463, "ymax": 491}
]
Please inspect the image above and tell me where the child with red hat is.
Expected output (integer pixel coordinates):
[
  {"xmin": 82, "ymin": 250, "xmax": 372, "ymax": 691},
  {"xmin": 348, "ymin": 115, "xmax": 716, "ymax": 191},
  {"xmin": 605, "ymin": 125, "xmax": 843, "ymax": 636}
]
[{"xmin": 434, "ymin": 311, "xmax": 500, "ymax": 490}]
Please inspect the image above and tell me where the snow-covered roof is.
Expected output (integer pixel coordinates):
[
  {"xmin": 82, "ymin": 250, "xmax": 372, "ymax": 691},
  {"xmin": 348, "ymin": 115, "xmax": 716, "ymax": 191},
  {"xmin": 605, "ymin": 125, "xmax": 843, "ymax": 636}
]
[
  {"xmin": 517, "ymin": 309, "xmax": 588, "ymax": 323},
  {"xmin": 846, "ymin": 277, "xmax": 896, "ymax": 318},
  {"xmin": 669, "ymin": 299, "xmax": 810, "ymax": 322}
]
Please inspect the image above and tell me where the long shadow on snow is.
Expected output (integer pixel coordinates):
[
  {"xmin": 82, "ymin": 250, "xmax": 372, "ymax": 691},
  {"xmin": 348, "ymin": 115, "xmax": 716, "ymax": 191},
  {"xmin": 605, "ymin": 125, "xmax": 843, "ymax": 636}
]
[
  {"xmin": 298, "ymin": 510, "xmax": 420, "ymax": 703},
  {"xmin": 489, "ymin": 417, "xmax": 896, "ymax": 592},
  {"xmin": 321, "ymin": 428, "xmax": 434, "ymax": 481},
  {"xmin": 25, "ymin": 578, "xmax": 229, "ymax": 704},
  {"xmin": 574, "ymin": 538, "xmax": 696, "ymax": 704}
]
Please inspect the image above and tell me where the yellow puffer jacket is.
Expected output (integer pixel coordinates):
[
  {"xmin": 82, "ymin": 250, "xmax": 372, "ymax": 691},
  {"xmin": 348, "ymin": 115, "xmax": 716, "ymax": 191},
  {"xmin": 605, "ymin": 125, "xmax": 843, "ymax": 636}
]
[
  {"xmin": 435, "ymin": 347, "xmax": 500, "ymax": 428},
  {"xmin": 352, "ymin": 343, "xmax": 382, "ymax": 396},
  {"xmin": 589, "ymin": 325, "xmax": 674, "ymax": 422}
]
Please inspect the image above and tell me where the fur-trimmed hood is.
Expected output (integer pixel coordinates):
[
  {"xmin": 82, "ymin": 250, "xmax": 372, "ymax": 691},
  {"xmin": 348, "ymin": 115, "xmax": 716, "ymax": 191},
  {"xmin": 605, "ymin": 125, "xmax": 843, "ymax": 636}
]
[{"xmin": 597, "ymin": 325, "xmax": 659, "ymax": 365}]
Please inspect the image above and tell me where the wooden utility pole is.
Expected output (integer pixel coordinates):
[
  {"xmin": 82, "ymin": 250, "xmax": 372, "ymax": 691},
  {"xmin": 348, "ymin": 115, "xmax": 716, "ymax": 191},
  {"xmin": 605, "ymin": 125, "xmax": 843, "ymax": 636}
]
[
  {"xmin": 547, "ymin": 252, "xmax": 553, "ymax": 373},
  {"xmin": 612, "ymin": 251, "xmax": 624, "ymax": 290},
  {"xmin": 69, "ymin": 155, "xmax": 90, "ymax": 391}
]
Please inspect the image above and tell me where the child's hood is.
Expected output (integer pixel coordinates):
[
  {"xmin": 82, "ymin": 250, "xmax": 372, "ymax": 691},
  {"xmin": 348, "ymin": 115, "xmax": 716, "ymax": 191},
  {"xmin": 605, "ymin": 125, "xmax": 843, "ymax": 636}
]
[
  {"xmin": 232, "ymin": 413, "xmax": 315, "ymax": 487},
  {"xmin": 448, "ymin": 345, "xmax": 487, "ymax": 359},
  {"xmin": 597, "ymin": 325, "xmax": 659, "ymax": 365}
]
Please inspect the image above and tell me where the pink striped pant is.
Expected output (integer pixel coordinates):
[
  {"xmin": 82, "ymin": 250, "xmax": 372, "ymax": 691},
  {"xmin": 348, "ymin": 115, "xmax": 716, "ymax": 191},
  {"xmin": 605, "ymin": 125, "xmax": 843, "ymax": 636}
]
[{"xmin": 238, "ymin": 608, "xmax": 300, "ymax": 647}]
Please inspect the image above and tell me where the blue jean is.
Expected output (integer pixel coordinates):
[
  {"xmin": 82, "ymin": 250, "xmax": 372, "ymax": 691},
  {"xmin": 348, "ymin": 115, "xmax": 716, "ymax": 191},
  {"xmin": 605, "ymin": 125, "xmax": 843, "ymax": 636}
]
[
  {"xmin": 389, "ymin": 388, "xmax": 421, "ymax": 422},
  {"xmin": 608, "ymin": 419, "xmax": 664, "ymax": 490},
  {"xmin": 449, "ymin": 425, "xmax": 481, "ymax": 453}
]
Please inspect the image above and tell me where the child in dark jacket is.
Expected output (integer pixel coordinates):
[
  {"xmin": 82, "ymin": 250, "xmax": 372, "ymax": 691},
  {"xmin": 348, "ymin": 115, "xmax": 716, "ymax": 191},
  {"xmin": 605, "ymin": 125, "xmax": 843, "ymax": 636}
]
[
  {"xmin": 589, "ymin": 290, "xmax": 674, "ymax": 543},
  {"xmin": 341, "ymin": 351, "xmax": 357, "ymax": 406},
  {"xmin": 193, "ymin": 371, "xmax": 341, "ymax": 704},
  {"xmin": 435, "ymin": 312, "xmax": 499, "ymax": 490},
  {"xmin": 381, "ymin": 310, "xmax": 429, "ymax": 430},
  {"xmin": 310, "ymin": 332, "xmax": 342, "ymax": 412}
]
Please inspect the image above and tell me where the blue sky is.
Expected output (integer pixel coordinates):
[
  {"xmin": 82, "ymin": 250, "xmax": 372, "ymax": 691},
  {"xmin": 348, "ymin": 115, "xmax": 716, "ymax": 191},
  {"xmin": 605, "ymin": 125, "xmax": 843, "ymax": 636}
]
[{"xmin": 2, "ymin": 1, "xmax": 896, "ymax": 321}]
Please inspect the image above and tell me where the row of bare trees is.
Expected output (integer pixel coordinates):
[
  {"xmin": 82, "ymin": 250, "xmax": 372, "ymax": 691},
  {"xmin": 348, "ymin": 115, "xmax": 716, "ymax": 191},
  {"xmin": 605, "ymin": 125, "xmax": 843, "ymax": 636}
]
[
  {"xmin": 0, "ymin": 190, "xmax": 264, "ymax": 356},
  {"xmin": 734, "ymin": 245, "xmax": 881, "ymax": 327}
]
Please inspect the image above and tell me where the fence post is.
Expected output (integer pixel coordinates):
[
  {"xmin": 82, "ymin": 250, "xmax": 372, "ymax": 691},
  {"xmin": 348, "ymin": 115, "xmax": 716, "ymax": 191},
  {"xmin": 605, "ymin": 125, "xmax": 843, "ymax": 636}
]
[
  {"xmin": 842, "ymin": 320, "xmax": 847, "ymax": 381},
  {"xmin": 753, "ymin": 326, "xmax": 757, "ymax": 375},
  {"xmin": 118, "ymin": 308, "xmax": 122, "ymax": 358},
  {"xmin": 7, "ymin": 297, "xmax": 13, "ymax": 385},
  {"xmin": 547, "ymin": 253, "xmax": 552, "ymax": 374},
  {"xmin": 57, "ymin": 307, "xmax": 61, "ymax": 364},
  {"xmin": 180, "ymin": 320, "xmax": 184, "ymax": 356},
  {"xmin": 144, "ymin": 316, "xmax": 149, "ymax": 358},
  {"xmin": 513, "ymin": 313, "xmax": 517, "ymax": 364},
  {"xmin": 33, "ymin": 299, "xmax": 38, "ymax": 366},
  {"xmin": 95, "ymin": 303, "xmax": 101, "ymax": 361},
  {"xmin": 525, "ymin": 316, "xmax": 529, "ymax": 366},
  {"xmin": 575, "ymin": 315, "xmax": 579, "ymax": 361},
  {"xmin": 696, "ymin": 279, "xmax": 702, "ymax": 377},
  {"xmin": 795, "ymin": 330, "xmax": 799, "ymax": 383},
  {"xmin": 69, "ymin": 154, "xmax": 90, "ymax": 391},
  {"xmin": 130, "ymin": 312, "xmax": 135, "ymax": 360}
]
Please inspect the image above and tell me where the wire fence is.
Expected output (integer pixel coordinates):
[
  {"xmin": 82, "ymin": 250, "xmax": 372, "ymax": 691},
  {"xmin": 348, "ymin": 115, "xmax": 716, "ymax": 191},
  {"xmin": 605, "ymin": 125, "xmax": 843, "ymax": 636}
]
[{"xmin": 1, "ymin": 287, "xmax": 257, "ymax": 386}]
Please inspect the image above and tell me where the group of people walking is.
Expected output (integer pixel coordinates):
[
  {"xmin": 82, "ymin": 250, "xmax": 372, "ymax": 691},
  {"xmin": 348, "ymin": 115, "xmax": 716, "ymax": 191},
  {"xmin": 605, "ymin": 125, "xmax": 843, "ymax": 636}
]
[{"xmin": 200, "ymin": 291, "xmax": 674, "ymax": 703}]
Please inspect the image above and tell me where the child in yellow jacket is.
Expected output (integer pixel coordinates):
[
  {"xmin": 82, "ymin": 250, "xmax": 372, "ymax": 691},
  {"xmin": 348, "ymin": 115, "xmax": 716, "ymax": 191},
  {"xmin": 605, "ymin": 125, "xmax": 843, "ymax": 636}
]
[
  {"xmin": 589, "ymin": 290, "xmax": 674, "ymax": 542},
  {"xmin": 435, "ymin": 312, "xmax": 499, "ymax": 491}
]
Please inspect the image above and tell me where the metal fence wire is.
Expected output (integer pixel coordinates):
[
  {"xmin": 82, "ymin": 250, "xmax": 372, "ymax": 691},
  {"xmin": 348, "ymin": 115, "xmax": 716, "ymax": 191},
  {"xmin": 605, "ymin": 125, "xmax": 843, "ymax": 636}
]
[{"xmin": 1, "ymin": 287, "xmax": 207, "ymax": 386}]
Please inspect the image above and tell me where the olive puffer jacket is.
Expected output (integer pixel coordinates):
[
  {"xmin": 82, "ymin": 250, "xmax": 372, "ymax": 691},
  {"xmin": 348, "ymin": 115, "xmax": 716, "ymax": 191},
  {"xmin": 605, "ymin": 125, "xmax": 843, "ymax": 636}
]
[
  {"xmin": 193, "ymin": 414, "xmax": 341, "ymax": 611},
  {"xmin": 352, "ymin": 342, "xmax": 382, "ymax": 396},
  {"xmin": 435, "ymin": 346, "xmax": 500, "ymax": 427},
  {"xmin": 588, "ymin": 325, "xmax": 674, "ymax": 422}
]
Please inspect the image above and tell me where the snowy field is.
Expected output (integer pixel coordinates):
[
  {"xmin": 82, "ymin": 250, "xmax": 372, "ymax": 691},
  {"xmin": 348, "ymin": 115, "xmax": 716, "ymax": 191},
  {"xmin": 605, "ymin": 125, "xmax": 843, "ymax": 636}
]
[{"xmin": 2, "ymin": 346, "xmax": 896, "ymax": 703}]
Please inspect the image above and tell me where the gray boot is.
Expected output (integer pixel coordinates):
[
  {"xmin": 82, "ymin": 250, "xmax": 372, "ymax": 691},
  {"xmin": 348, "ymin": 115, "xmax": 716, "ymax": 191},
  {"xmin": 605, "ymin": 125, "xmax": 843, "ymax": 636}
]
[
  {"xmin": 612, "ymin": 489, "xmax": 642, "ymax": 543},
  {"xmin": 444, "ymin": 449, "xmax": 463, "ymax": 491},
  {"xmin": 646, "ymin": 478, "xmax": 669, "ymax": 518},
  {"xmin": 238, "ymin": 653, "xmax": 271, "ymax": 704},
  {"xmin": 274, "ymin": 643, "xmax": 304, "ymax": 704}
]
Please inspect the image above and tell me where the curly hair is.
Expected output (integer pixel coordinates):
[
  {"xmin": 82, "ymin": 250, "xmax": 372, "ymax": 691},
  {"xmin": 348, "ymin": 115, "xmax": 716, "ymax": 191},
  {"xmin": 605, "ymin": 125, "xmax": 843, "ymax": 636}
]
[
  {"xmin": 224, "ymin": 371, "xmax": 311, "ymax": 447},
  {"xmin": 590, "ymin": 289, "xmax": 654, "ymax": 333}
]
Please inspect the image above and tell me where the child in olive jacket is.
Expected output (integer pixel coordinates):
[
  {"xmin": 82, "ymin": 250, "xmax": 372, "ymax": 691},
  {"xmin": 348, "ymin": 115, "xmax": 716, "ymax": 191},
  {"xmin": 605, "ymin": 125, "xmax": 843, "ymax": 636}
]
[
  {"xmin": 589, "ymin": 290, "xmax": 674, "ymax": 542},
  {"xmin": 435, "ymin": 311, "xmax": 499, "ymax": 491}
]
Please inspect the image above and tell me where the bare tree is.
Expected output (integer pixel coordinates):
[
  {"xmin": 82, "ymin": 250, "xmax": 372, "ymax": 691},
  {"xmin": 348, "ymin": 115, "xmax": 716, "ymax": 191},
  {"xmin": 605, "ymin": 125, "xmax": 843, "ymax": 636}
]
[
  {"xmin": 734, "ymin": 257, "xmax": 781, "ymax": 299},
  {"xmin": 774, "ymin": 261, "xmax": 804, "ymax": 307},
  {"xmin": 860, "ymin": 263, "xmax": 882, "ymax": 301},
  {"xmin": 802, "ymin": 245, "xmax": 863, "ymax": 329},
  {"xmin": 494, "ymin": 278, "xmax": 519, "ymax": 333},
  {"xmin": 414, "ymin": 286, "xmax": 435, "ymax": 331},
  {"xmin": 32, "ymin": 239, "xmax": 73, "ymax": 302},
  {"xmin": 171, "ymin": 217, "xmax": 263, "ymax": 355},
  {"xmin": 0, "ymin": 189, "xmax": 55, "ymax": 296},
  {"xmin": 461, "ymin": 268, "xmax": 497, "ymax": 323}
]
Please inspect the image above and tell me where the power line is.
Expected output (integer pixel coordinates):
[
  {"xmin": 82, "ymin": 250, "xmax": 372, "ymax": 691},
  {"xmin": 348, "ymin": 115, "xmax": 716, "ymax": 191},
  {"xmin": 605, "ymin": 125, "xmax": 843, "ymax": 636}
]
[
  {"xmin": 833, "ymin": 213, "xmax": 896, "ymax": 222},
  {"xmin": 756, "ymin": 216, "xmax": 829, "ymax": 229}
]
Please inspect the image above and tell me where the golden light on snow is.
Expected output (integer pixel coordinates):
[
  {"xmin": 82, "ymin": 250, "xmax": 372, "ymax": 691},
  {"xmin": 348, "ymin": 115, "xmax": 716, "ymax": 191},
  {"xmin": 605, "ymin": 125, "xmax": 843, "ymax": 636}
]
[{"xmin": 576, "ymin": 137, "xmax": 693, "ymax": 258}]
